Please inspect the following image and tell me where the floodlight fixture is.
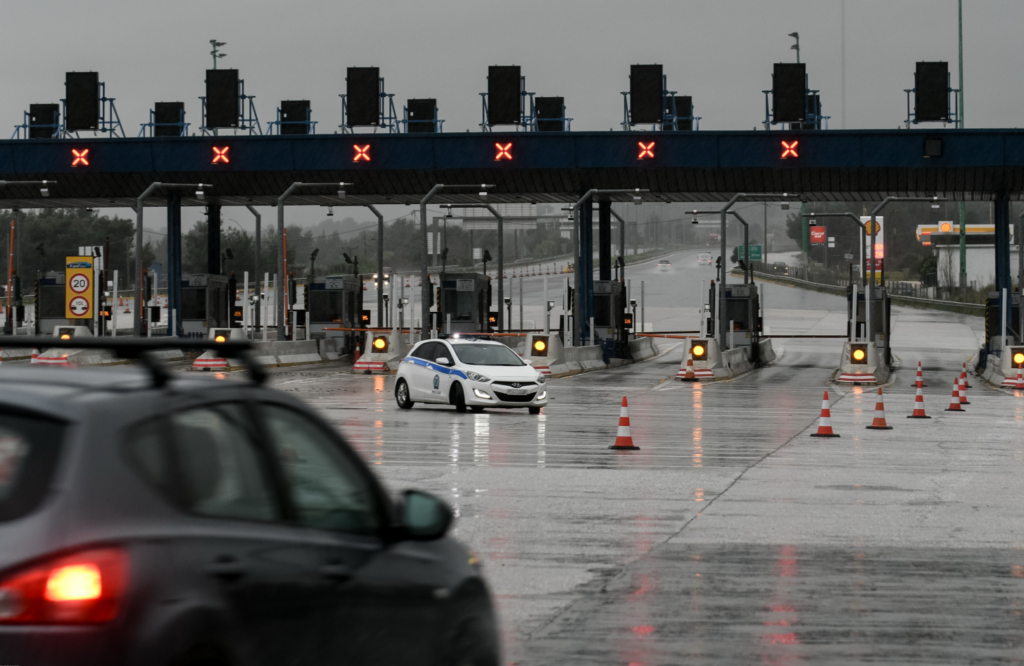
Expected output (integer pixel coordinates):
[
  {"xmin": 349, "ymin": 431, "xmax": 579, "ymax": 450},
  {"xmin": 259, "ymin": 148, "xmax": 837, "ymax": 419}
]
[{"xmin": 310, "ymin": 248, "xmax": 319, "ymax": 261}]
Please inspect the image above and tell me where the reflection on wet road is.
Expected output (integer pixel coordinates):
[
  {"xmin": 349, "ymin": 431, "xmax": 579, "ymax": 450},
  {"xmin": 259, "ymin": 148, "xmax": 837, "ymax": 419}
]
[{"xmin": 271, "ymin": 258, "xmax": 1024, "ymax": 664}]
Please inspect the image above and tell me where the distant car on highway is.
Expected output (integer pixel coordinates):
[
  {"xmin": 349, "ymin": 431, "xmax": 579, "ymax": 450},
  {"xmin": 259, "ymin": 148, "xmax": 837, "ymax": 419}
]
[
  {"xmin": 697, "ymin": 252, "xmax": 712, "ymax": 266},
  {"xmin": 771, "ymin": 261, "xmax": 789, "ymax": 275},
  {"xmin": 396, "ymin": 337, "xmax": 548, "ymax": 414},
  {"xmin": 657, "ymin": 260, "xmax": 672, "ymax": 272},
  {"xmin": 0, "ymin": 338, "xmax": 499, "ymax": 666}
]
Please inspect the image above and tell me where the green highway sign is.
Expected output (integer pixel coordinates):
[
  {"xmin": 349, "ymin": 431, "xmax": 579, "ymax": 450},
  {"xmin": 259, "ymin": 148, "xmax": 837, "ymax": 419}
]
[{"xmin": 737, "ymin": 245, "xmax": 762, "ymax": 261}]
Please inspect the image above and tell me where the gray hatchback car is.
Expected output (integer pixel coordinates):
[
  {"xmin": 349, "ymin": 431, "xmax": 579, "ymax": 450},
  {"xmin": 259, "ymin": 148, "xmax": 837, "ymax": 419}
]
[{"xmin": 0, "ymin": 340, "xmax": 498, "ymax": 666}]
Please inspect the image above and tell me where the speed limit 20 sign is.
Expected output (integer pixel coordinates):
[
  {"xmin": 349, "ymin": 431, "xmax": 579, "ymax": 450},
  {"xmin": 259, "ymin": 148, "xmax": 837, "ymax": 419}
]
[{"xmin": 65, "ymin": 256, "xmax": 94, "ymax": 320}]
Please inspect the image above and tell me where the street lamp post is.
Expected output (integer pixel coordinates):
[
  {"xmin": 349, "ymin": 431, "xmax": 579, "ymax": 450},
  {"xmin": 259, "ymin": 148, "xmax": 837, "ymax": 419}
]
[
  {"xmin": 277, "ymin": 182, "xmax": 351, "ymax": 341},
  {"xmin": 789, "ymin": 32, "xmax": 800, "ymax": 64},
  {"xmin": 418, "ymin": 185, "xmax": 494, "ymax": 340},
  {"xmin": 135, "ymin": 182, "xmax": 209, "ymax": 336},
  {"xmin": 245, "ymin": 205, "xmax": 262, "ymax": 331},
  {"xmin": 438, "ymin": 203, "xmax": 506, "ymax": 330},
  {"xmin": 365, "ymin": 205, "xmax": 385, "ymax": 328},
  {"xmin": 571, "ymin": 189, "xmax": 647, "ymax": 345}
]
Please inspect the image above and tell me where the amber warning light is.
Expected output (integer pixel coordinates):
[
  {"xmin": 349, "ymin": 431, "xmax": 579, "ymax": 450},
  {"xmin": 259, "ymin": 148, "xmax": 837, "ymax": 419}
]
[{"xmin": 1014, "ymin": 352, "xmax": 1024, "ymax": 366}]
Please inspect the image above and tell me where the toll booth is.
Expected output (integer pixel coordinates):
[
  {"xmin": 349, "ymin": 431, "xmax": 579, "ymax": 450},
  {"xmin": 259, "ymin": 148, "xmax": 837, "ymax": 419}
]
[
  {"xmin": 839, "ymin": 285, "xmax": 892, "ymax": 383},
  {"xmin": 593, "ymin": 280, "xmax": 627, "ymax": 343},
  {"xmin": 437, "ymin": 273, "xmax": 491, "ymax": 334},
  {"xmin": 720, "ymin": 283, "xmax": 761, "ymax": 351},
  {"xmin": 308, "ymin": 275, "xmax": 363, "ymax": 355},
  {"xmin": 181, "ymin": 274, "xmax": 230, "ymax": 336},
  {"xmin": 846, "ymin": 286, "xmax": 892, "ymax": 363},
  {"xmin": 35, "ymin": 271, "xmax": 69, "ymax": 335}
]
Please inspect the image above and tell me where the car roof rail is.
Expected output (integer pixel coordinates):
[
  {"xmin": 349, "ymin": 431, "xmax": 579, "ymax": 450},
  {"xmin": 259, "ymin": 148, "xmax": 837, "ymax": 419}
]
[{"xmin": 0, "ymin": 336, "xmax": 266, "ymax": 388}]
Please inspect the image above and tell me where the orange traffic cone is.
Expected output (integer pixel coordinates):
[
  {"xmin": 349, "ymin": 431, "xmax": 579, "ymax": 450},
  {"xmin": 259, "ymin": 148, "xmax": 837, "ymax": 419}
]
[
  {"xmin": 945, "ymin": 375, "xmax": 964, "ymax": 412},
  {"xmin": 960, "ymin": 362, "xmax": 972, "ymax": 389},
  {"xmin": 910, "ymin": 361, "xmax": 926, "ymax": 388},
  {"xmin": 609, "ymin": 397, "xmax": 640, "ymax": 450},
  {"xmin": 958, "ymin": 375, "xmax": 970, "ymax": 405},
  {"xmin": 118, "ymin": 297, "xmax": 124, "ymax": 306},
  {"xmin": 30, "ymin": 348, "xmax": 38, "ymax": 365},
  {"xmin": 810, "ymin": 391, "xmax": 840, "ymax": 437},
  {"xmin": 678, "ymin": 349, "xmax": 698, "ymax": 382},
  {"xmin": 907, "ymin": 385, "xmax": 931, "ymax": 419},
  {"xmin": 866, "ymin": 387, "xmax": 893, "ymax": 430},
  {"xmin": 1015, "ymin": 366, "xmax": 1024, "ymax": 390}
]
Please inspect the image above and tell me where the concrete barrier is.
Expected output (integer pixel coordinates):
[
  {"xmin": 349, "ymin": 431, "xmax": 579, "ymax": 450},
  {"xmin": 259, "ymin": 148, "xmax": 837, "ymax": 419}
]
[
  {"xmin": 272, "ymin": 340, "xmax": 322, "ymax": 366},
  {"xmin": 628, "ymin": 337, "xmax": 658, "ymax": 361}
]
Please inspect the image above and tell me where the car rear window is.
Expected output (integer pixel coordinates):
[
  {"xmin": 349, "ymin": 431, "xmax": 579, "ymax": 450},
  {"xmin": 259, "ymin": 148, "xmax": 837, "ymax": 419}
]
[{"xmin": 0, "ymin": 410, "xmax": 66, "ymax": 522}]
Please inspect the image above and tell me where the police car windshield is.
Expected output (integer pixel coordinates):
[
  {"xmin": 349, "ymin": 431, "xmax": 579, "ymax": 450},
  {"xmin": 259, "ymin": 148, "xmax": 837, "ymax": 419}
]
[{"xmin": 451, "ymin": 344, "xmax": 525, "ymax": 366}]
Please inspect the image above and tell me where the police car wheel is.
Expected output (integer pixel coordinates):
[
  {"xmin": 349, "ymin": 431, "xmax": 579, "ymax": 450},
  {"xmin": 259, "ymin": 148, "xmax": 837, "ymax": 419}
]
[
  {"xmin": 451, "ymin": 383, "xmax": 468, "ymax": 413},
  {"xmin": 470, "ymin": 406, "xmax": 485, "ymax": 413},
  {"xmin": 395, "ymin": 379, "xmax": 414, "ymax": 410},
  {"xmin": 528, "ymin": 407, "xmax": 542, "ymax": 415}
]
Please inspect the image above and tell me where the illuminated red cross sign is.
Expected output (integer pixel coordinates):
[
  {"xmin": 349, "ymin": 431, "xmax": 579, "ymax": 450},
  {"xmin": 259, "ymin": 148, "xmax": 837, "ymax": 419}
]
[
  {"xmin": 781, "ymin": 140, "xmax": 799, "ymax": 159},
  {"xmin": 494, "ymin": 143, "xmax": 512, "ymax": 161},
  {"xmin": 353, "ymin": 145, "xmax": 371, "ymax": 162},
  {"xmin": 71, "ymin": 148, "xmax": 89, "ymax": 167},
  {"xmin": 638, "ymin": 142, "xmax": 655, "ymax": 160},
  {"xmin": 212, "ymin": 146, "xmax": 230, "ymax": 164}
]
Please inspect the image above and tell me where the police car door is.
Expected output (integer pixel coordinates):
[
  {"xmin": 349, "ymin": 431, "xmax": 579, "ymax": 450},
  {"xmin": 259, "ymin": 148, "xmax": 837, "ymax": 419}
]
[
  {"xmin": 407, "ymin": 341, "xmax": 438, "ymax": 402},
  {"xmin": 429, "ymin": 341, "xmax": 457, "ymax": 403}
]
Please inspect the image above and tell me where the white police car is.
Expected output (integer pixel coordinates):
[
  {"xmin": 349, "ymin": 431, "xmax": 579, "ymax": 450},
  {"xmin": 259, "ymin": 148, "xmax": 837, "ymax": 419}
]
[{"xmin": 394, "ymin": 337, "xmax": 548, "ymax": 414}]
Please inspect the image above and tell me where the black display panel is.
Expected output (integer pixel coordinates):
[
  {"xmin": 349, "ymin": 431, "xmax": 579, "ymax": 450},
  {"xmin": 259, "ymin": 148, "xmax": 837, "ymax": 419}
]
[
  {"xmin": 772, "ymin": 63, "xmax": 806, "ymax": 123},
  {"xmin": 915, "ymin": 61, "xmax": 949, "ymax": 122},
  {"xmin": 281, "ymin": 100, "xmax": 311, "ymax": 135},
  {"xmin": 535, "ymin": 97, "xmax": 565, "ymax": 132},
  {"xmin": 205, "ymin": 69, "xmax": 239, "ymax": 128},
  {"xmin": 28, "ymin": 104, "xmax": 59, "ymax": 138},
  {"xmin": 65, "ymin": 72, "xmax": 99, "ymax": 132},
  {"xmin": 630, "ymin": 64, "xmax": 663, "ymax": 124},
  {"xmin": 488, "ymin": 66, "xmax": 521, "ymax": 125},
  {"xmin": 154, "ymin": 102, "xmax": 185, "ymax": 137},
  {"xmin": 406, "ymin": 98, "xmax": 437, "ymax": 133},
  {"xmin": 347, "ymin": 67, "xmax": 380, "ymax": 126}
]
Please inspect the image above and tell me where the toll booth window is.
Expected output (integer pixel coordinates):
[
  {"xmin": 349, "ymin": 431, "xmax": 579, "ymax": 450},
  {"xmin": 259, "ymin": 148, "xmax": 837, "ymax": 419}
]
[
  {"xmin": 310, "ymin": 291, "xmax": 343, "ymax": 323},
  {"xmin": 182, "ymin": 288, "xmax": 206, "ymax": 320},
  {"xmin": 39, "ymin": 286, "xmax": 66, "ymax": 318},
  {"xmin": 443, "ymin": 290, "xmax": 476, "ymax": 321},
  {"xmin": 593, "ymin": 295, "xmax": 611, "ymax": 327}
]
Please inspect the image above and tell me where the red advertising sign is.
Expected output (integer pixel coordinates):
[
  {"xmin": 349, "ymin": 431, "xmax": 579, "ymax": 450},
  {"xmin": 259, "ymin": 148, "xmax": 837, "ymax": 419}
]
[{"xmin": 810, "ymin": 226, "xmax": 827, "ymax": 244}]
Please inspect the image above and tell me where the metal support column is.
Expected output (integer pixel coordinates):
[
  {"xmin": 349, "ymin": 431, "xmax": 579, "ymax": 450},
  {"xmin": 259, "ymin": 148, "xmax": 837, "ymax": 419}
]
[
  {"xmin": 995, "ymin": 192, "xmax": 1012, "ymax": 334},
  {"xmin": 207, "ymin": 204, "xmax": 222, "ymax": 275},
  {"xmin": 167, "ymin": 191, "xmax": 182, "ymax": 336},
  {"xmin": 581, "ymin": 199, "xmax": 594, "ymax": 344},
  {"xmin": 598, "ymin": 200, "xmax": 611, "ymax": 281},
  {"xmin": 245, "ymin": 206, "xmax": 261, "ymax": 331}
]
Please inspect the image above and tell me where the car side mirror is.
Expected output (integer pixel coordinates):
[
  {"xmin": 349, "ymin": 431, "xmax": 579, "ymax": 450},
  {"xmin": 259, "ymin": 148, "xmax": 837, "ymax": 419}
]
[
  {"xmin": 435, "ymin": 356, "xmax": 451, "ymax": 366},
  {"xmin": 399, "ymin": 490, "xmax": 453, "ymax": 540},
  {"xmin": 523, "ymin": 359, "xmax": 533, "ymax": 365}
]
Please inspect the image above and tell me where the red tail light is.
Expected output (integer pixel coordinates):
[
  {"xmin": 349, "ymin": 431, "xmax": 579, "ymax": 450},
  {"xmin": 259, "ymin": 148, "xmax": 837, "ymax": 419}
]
[{"xmin": 0, "ymin": 548, "xmax": 128, "ymax": 624}]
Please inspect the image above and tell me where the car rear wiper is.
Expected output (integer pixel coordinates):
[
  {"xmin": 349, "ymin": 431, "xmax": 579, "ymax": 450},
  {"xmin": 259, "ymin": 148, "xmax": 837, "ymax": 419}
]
[{"xmin": 0, "ymin": 336, "xmax": 266, "ymax": 387}]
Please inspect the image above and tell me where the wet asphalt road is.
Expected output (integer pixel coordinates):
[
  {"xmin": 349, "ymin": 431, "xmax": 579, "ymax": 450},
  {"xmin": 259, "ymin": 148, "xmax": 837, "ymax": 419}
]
[{"xmin": 268, "ymin": 252, "xmax": 1024, "ymax": 665}]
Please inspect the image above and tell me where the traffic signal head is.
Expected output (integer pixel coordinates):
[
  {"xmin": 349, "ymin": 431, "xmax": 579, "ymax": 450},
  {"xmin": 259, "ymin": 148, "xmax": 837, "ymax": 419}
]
[
  {"xmin": 691, "ymin": 340, "xmax": 708, "ymax": 360},
  {"xmin": 361, "ymin": 310, "xmax": 371, "ymax": 324},
  {"xmin": 372, "ymin": 335, "xmax": 388, "ymax": 352},
  {"xmin": 531, "ymin": 336, "xmax": 548, "ymax": 357},
  {"xmin": 851, "ymin": 343, "xmax": 868, "ymax": 364},
  {"xmin": 624, "ymin": 313, "xmax": 633, "ymax": 329},
  {"xmin": 488, "ymin": 313, "xmax": 497, "ymax": 328}
]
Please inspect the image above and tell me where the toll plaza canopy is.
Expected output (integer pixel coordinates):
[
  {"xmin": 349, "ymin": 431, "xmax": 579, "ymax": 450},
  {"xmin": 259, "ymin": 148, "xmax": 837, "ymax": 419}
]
[{"xmin": 2, "ymin": 128, "xmax": 1024, "ymax": 208}]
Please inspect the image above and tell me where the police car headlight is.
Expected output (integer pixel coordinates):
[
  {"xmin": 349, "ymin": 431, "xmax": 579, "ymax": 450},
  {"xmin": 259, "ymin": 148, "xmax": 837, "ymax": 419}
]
[
  {"xmin": 536, "ymin": 374, "xmax": 546, "ymax": 384},
  {"xmin": 473, "ymin": 389, "xmax": 492, "ymax": 400},
  {"xmin": 465, "ymin": 371, "xmax": 491, "ymax": 383},
  {"xmin": 536, "ymin": 391, "xmax": 547, "ymax": 401}
]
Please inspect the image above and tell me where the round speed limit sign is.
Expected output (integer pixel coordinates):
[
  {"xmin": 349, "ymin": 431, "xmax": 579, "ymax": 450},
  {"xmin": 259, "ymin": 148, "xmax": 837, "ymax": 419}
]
[
  {"xmin": 68, "ymin": 296, "xmax": 90, "ymax": 317},
  {"xmin": 69, "ymin": 273, "xmax": 91, "ymax": 294}
]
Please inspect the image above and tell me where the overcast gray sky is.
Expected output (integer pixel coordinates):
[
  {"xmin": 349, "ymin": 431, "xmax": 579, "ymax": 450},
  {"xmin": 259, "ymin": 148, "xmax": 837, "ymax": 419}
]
[{"xmin": 3, "ymin": 0, "xmax": 1021, "ymax": 230}]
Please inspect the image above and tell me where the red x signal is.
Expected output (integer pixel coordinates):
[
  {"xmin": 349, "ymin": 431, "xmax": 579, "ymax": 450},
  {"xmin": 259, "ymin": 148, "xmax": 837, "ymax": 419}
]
[
  {"xmin": 781, "ymin": 141, "xmax": 799, "ymax": 159},
  {"xmin": 638, "ymin": 142, "xmax": 655, "ymax": 160},
  {"xmin": 353, "ymin": 144, "xmax": 371, "ymax": 162},
  {"xmin": 71, "ymin": 148, "xmax": 89, "ymax": 167},
  {"xmin": 212, "ymin": 146, "xmax": 230, "ymax": 164},
  {"xmin": 495, "ymin": 143, "xmax": 512, "ymax": 161}
]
